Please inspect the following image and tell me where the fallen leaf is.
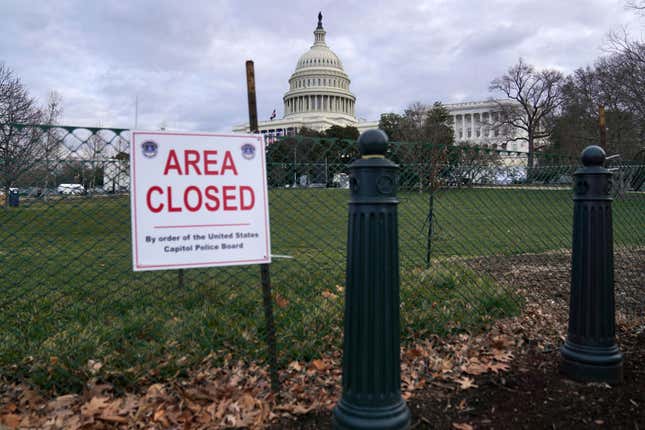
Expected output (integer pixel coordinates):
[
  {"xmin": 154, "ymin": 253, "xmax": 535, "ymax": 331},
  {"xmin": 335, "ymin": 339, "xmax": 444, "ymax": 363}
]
[
  {"xmin": 489, "ymin": 362, "xmax": 510, "ymax": 373},
  {"xmin": 457, "ymin": 399, "xmax": 467, "ymax": 411},
  {"xmin": 118, "ymin": 394, "xmax": 139, "ymax": 416},
  {"xmin": 322, "ymin": 290, "xmax": 337, "ymax": 299},
  {"xmin": 405, "ymin": 348, "xmax": 424, "ymax": 359},
  {"xmin": 19, "ymin": 388, "xmax": 42, "ymax": 409},
  {"xmin": 457, "ymin": 377, "xmax": 478, "ymax": 390},
  {"xmin": 153, "ymin": 408, "xmax": 170, "ymax": 427},
  {"xmin": 214, "ymin": 399, "xmax": 230, "ymax": 420},
  {"xmin": 452, "ymin": 422, "xmax": 474, "ymax": 430},
  {"xmin": 492, "ymin": 349, "xmax": 514, "ymax": 362},
  {"xmin": 239, "ymin": 393, "xmax": 256, "ymax": 410},
  {"xmin": 441, "ymin": 358, "xmax": 453, "ymax": 373},
  {"xmin": 491, "ymin": 335, "xmax": 514, "ymax": 349},
  {"xmin": 288, "ymin": 361, "xmax": 303, "ymax": 372},
  {"xmin": 48, "ymin": 394, "xmax": 79, "ymax": 410},
  {"xmin": 463, "ymin": 361, "xmax": 488, "ymax": 375},
  {"xmin": 1, "ymin": 404, "xmax": 16, "ymax": 414},
  {"xmin": 87, "ymin": 359, "xmax": 103, "ymax": 375},
  {"xmin": 98, "ymin": 415, "xmax": 129, "ymax": 424},
  {"xmin": 311, "ymin": 359, "xmax": 327, "ymax": 371},
  {"xmin": 146, "ymin": 383, "xmax": 166, "ymax": 398},
  {"xmin": 81, "ymin": 397, "xmax": 110, "ymax": 417},
  {"xmin": 274, "ymin": 293, "xmax": 289, "ymax": 308},
  {"xmin": 1, "ymin": 414, "xmax": 21, "ymax": 429}
]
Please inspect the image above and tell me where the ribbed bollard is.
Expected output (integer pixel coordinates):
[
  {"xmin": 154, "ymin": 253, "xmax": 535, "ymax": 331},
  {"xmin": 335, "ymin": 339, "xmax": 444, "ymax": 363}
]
[
  {"xmin": 560, "ymin": 145, "xmax": 623, "ymax": 383},
  {"xmin": 332, "ymin": 129, "xmax": 411, "ymax": 430}
]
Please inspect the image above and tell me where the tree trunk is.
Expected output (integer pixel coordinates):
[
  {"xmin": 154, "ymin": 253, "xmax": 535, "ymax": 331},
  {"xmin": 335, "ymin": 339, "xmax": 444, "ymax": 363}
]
[
  {"xmin": 2, "ymin": 185, "xmax": 9, "ymax": 209},
  {"xmin": 528, "ymin": 131, "xmax": 535, "ymax": 169}
]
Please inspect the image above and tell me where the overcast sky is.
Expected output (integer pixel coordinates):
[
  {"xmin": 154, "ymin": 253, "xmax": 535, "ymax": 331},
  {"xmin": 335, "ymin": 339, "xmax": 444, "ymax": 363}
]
[{"xmin": 1, "ymin": 0, "xmax": 642, "ymax": 132}]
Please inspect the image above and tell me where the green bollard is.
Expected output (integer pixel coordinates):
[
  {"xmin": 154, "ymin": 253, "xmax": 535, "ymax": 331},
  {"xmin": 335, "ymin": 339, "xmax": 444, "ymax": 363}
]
[
  {"xmin": 560, "ymin": 145, "xmax": 623, "ymax": 383},
  {"xmin": 333, "ymin": 129, "xmax": 411, "ymax": 430}
]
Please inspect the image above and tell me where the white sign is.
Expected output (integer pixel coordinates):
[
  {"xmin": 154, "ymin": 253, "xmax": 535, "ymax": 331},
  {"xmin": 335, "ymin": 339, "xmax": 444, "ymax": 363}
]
[{"xmin": 130, "ymin": 131, "xmax": 271, "ymax": 271}]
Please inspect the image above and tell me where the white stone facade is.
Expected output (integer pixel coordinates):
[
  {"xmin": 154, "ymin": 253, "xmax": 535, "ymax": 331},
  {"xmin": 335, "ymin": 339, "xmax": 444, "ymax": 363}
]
[
  {"xmin": 445, "ymin": 100, "xmax": 527, "ymax": 152},
  {"xmin": 357, "ymin": 100, "xmax": 528, "ymax": 152}
]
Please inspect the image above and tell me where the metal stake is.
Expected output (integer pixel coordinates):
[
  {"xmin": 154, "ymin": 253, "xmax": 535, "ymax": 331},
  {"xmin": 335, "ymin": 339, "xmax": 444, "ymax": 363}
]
[{"xmin": 245, "ymin": 60, "xmax": 280, "ymax": 393}]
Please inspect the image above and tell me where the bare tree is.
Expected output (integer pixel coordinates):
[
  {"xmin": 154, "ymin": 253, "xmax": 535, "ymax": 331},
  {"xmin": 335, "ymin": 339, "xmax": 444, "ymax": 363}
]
[
  {"xmin": 626, "ymin": 0, "xmax": 645, "ymax": 13},
  {"xmin": 604, "ymin": 31, "xmax": 645, "ymax": 122},
  {"xmin": 41, "ymin": 91, "xmax": 63, "ymax": 196},
  {"xmin": 0, "ymin": 64, "xmax": 44, "ymax": 206},
  {"xmin": 489, "ymin": 58, "xmax": 564, "ymax": 167},
  {"xmin": 81, "ymin": 130, "xmax": 111, "ymax": 190},
  {"xmin": 383, "ymin": 102, "xmax": 455, "ymax": 192}
]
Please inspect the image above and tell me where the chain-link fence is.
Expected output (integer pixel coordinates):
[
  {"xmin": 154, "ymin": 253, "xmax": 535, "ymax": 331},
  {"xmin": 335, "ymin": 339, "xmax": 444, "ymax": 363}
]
[{"xmin": 1, "ymin": 124, "xmax": 643, "ymax": 391}]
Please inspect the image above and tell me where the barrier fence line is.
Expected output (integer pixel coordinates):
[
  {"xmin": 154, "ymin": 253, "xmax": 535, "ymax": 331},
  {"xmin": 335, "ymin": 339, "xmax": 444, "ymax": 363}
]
[{"xmin": 0, "ymin": 123, "xmax": 643, "ymax": 392}]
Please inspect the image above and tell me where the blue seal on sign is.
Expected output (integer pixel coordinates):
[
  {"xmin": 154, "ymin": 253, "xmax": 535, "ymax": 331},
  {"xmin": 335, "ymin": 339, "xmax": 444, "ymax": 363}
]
[
  {"xmin": 141, "ymin": 140, "xmax": 158, "ymax": 158},
  {"xmin": 241, "ymin": 143, "xmax": 256, "ymax": 160}
]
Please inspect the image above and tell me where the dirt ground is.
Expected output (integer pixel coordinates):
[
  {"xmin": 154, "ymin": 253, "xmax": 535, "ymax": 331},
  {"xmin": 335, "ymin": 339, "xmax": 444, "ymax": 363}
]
[
  {"xmin": 274, "ymin": 249, "xmax": 645, "ymax": 429},
  {"xmin": 274, "ymin": 324, "xmax": 644, "ymax": 429},
  {"xmin": 1, "ymin": 249, "xmax": 642, "ymax": 429}
]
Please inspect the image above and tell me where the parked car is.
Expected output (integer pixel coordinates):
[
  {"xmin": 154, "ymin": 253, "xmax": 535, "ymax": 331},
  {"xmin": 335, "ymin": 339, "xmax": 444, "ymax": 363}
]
[
  {"xmin": 19, "ymin": 187, "xmax": 43, "ymax": 197},
  {"xmin": 57, "ymin": 184, "xmax": 85, "ymax": 195},
  {"xmin": 0, "ymin": 187, "xmax": 19, "ymax": 196}
]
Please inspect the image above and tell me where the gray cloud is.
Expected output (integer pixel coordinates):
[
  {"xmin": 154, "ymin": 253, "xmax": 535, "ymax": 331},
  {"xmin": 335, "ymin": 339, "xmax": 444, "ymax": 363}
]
[{"xmin": 0, "ymin": 0, "xmax": 641, "ymax": 131}]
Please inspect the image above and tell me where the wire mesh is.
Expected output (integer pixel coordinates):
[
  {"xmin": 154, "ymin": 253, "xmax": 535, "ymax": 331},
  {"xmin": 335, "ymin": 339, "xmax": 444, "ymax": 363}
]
[{"xmin": 0, "ymin": 124, "xmax": 643, "ymax": 391}]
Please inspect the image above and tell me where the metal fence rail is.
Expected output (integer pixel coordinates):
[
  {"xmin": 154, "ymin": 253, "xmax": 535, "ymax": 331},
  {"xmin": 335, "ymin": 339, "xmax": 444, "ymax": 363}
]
[{"xmin": 0, "ymin": 123, "xmax": 643, "ymax": 391}]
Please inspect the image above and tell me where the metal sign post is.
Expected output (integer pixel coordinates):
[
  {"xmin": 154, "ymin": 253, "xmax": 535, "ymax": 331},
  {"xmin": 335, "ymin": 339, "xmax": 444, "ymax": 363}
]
[{"xmin": 245, "ymin": 60, "xmax": 280, "ymax": 393}]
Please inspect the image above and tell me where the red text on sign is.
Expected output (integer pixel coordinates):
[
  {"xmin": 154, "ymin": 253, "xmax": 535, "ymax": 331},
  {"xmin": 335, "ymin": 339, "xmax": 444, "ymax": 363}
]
[
  {"xmin": 163, "ymin": 149, "xmax": 238, "ymax": 176},
  {"xmin": 146, "ymin": 185, "xmax": 255, "ymax": 213}
]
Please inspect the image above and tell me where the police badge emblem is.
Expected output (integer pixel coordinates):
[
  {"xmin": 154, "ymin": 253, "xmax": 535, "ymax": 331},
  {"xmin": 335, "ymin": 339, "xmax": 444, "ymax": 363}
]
[
  {"xmin": 141, "ymin": 140, "xmax": 158, "ymax": 158},
  {"xmin": 241, "ymin": 143, "xmax": 256, "ymax": 160}
]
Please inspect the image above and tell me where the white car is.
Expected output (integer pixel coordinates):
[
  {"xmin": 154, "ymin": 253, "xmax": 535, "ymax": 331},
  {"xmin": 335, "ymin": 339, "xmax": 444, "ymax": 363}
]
[
  {"xmin": 57, "ymin": 184, "xmax": 85, "ymax": 195},
  {"xmin": 0, "ymin": 187, "xmax": 18, "ymax": 196}
]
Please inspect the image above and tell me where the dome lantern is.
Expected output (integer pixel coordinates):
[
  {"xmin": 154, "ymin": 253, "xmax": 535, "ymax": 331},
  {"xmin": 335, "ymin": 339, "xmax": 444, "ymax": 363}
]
[{"xmin": 314, "ymin": 11, "xmax": 326, "ymax": 46}]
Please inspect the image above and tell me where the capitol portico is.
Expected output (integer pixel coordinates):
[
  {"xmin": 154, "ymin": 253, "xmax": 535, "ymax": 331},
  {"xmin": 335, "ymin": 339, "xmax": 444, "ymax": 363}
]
[{"xmin": 233, "ymin": 13, "xmax": 528, "ymax": 153}]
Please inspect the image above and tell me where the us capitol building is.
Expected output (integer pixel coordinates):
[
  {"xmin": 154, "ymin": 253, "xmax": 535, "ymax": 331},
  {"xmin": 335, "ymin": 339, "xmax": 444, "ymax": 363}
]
[{"xmin": 233, "ymin": 13, "xmax": 527, "ymax": 153}]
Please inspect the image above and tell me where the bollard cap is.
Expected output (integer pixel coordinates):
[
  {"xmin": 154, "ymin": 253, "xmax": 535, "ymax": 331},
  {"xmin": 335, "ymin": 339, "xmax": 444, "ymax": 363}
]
[
  {"xmin": 357, "ymin": 129, "xmax": 388, "ymax": 157},
  {"xmin": 581, "ymin": 145, "xmax": 606, "ymax": 167}
]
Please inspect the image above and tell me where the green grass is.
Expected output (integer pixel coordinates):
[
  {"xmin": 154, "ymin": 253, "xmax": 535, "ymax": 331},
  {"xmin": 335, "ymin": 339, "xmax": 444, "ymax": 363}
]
[{"xmin": 0, "ymin": 188, "xmax": 642, "ymax": 391}]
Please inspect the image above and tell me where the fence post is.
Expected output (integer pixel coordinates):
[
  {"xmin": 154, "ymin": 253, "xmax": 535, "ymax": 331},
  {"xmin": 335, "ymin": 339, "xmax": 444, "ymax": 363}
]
[
  {"xmin": 333, "ymin": 129, "xmax": 410, "ymax": 430},
  {"xmin": 560, "ymin": 145, "xmax": 623, "ymax": 383}
]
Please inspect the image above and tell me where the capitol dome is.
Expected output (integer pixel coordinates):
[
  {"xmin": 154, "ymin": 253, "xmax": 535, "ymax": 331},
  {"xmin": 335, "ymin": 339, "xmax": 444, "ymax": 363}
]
[
  {"xmin": 282, "ymin": 13, "xmax": 357, "ymax": 124},
  {"xmin": 295, "ymin": 45, "xmax": 343, "ymax": 70}
]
